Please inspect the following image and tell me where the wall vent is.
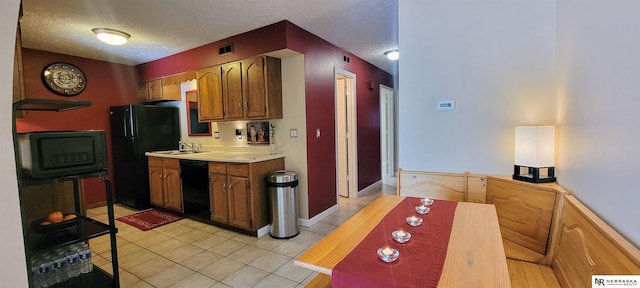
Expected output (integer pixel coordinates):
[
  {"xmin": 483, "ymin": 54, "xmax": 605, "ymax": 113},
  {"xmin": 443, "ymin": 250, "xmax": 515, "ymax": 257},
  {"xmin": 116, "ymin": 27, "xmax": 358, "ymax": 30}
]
[
  {"xmin": 219, "ymin": 44, "xmax": 233, "ymax": 55},
  {"xmin": 343, "ymin": 55, "xmax": 351, "ymax": 63}
]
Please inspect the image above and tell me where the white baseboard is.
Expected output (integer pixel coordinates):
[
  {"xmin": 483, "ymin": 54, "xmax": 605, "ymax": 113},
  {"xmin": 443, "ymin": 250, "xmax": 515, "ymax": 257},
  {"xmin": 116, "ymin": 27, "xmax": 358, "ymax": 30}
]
[
  {"xmin": 356, "ymin": 180, "xmax": 382, "ymax": 198},
  {"xmin": 298, "ymin": 203, "xmax": 339, "ymax": 227},
  {"xmin": 383, "ymin": 176, "xmax": 397, "ymax": 186},
  {"xmin": 297, "ymin": 181, "xmax": 382, "ymax": 228},
  {"xmin": 256, "ymin": 225, "xmax": 270, "ymax": 237}
]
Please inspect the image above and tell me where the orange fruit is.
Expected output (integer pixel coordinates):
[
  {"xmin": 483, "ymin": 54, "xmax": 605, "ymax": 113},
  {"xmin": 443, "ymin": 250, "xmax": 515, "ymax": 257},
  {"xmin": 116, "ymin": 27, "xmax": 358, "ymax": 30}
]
[
  {"xmin": 47, "ymin": 211, "xmax": 64, "ymax": 223},
  {"xmin": 63, "ymin": 214, "xmax": 77, "ymax": 221}
]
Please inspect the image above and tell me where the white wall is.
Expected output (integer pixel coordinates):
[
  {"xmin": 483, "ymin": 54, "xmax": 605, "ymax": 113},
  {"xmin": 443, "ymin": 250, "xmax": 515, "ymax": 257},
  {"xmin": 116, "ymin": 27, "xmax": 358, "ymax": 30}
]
[
  {"xmin": 399, "ymin": 0, "xmax": 640, "ymax": 247},
  {"xmin": 398, "ymin": 0, "xmax": 557, "ymax": 175},
  {"xmin": 1, "ymin": 0, "xmax": 30, "ymax": 286},
  {"xmin": 556, "ymin": 0, "xmax": 640, "ymax": 246},
  {"xmin": 275, "ymin": 54, "xmax": 309, "ymax": 218}
]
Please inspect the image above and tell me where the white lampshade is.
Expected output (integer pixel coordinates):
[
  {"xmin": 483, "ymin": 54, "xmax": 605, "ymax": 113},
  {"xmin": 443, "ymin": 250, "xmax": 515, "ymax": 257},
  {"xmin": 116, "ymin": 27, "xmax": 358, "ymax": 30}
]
[{"xmin": 515, "ymin": 126, "xmax": 555, "ymax": 168}]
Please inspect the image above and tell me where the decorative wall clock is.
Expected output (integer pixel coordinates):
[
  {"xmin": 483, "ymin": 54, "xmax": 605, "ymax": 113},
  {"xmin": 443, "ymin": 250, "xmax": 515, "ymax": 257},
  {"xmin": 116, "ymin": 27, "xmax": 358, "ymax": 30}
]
[{"xmin": 41, "ymin": 62, "xmax": 87, "ymax": 96}]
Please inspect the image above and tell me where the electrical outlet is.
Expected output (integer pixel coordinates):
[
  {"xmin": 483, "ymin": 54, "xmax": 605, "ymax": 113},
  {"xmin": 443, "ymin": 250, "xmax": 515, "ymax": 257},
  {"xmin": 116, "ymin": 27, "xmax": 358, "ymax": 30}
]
[
  {"xmin": 290, "ymin": 129, "xmax": 298, "ymax": 138},
  {"xmin": 316, "ymin": 129, "xmax": 321, "ymax": 138}
]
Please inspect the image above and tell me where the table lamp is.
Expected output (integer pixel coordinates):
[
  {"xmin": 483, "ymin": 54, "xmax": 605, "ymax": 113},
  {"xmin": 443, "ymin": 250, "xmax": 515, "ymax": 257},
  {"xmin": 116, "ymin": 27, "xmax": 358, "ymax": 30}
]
[{"xmin": 513, "ymin": 126, "xmax": 556, "ymax": 183}]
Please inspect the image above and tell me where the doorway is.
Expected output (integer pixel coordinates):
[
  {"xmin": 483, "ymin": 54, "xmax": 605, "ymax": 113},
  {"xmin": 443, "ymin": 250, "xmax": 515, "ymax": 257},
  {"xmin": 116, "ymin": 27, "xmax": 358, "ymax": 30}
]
[
  {"xmin": 335, "ymin": 68, "xmax": 357, "ymax": 198},
  {"xmin": 380, "ymin": 85, "xmax": 396, "ymax": 185}
]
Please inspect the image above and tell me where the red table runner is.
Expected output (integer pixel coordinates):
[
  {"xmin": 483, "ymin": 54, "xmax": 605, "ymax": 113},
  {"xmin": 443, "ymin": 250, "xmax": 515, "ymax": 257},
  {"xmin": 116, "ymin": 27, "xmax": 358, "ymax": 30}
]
[{"xmin": 331, "ymin": 197, "xmax": 458, "ymax": 288}]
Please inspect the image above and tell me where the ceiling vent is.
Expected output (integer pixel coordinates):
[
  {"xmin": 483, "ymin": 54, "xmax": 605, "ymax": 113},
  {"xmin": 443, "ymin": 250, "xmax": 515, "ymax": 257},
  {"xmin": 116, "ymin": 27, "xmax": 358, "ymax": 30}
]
[
  {"xmin": 343, "ymin": 55, "xmax": 351, "ymax": 64},
  {"xmin": 219, "ymin": 44, "xmax": 233, "ymax": 55}
]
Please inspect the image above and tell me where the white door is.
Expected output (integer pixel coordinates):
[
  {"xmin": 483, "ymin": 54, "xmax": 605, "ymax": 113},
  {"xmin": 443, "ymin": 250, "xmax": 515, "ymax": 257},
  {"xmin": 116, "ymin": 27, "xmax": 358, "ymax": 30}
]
[
  {"xmin": 380, "ymin": 85, "xmax": 396, "ymax": 185},
  {"xmin": 335, "ymin": 68, "xmax": 357, "ymax": 198}
]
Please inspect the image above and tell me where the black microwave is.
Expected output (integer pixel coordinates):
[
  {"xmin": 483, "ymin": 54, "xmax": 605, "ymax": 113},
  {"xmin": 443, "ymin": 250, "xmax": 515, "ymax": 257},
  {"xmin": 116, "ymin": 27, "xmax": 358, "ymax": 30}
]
[{"xmin": 18, "ymin": 130, "xmax": 108, "ymax": 178}]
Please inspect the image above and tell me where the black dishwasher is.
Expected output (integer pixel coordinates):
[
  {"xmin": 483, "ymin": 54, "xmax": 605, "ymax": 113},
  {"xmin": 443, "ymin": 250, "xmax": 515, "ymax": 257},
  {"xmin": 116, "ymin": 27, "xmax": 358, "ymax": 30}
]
[{"xmin": 180, "ymin": 160, "xmax": 210, "ymax": 220}]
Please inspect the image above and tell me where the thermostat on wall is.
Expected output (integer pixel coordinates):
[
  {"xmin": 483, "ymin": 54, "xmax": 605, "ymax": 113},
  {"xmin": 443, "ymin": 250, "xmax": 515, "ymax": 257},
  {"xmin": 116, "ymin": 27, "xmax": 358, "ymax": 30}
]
[{"xmin": 437, "ymin": 100, "xmax": 456, "ymax": 111}]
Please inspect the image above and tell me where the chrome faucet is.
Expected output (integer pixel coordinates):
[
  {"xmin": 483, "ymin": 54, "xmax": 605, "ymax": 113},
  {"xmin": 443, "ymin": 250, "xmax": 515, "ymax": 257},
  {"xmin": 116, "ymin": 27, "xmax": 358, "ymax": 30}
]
[{"xmin": 178, "ymin": 139, "xmax": 189, "ymax": 152}]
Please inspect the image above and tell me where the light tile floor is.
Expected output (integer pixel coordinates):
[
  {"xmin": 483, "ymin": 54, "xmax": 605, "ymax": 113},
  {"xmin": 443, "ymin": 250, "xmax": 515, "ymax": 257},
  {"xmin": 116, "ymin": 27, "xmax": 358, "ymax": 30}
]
[{"xmin": 87, "ymin": 184, "xmax": 396, "ymax": 288}]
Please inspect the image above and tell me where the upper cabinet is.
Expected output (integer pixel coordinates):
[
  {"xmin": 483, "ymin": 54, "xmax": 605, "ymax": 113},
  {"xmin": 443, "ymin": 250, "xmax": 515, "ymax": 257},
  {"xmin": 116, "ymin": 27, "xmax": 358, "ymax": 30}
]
[
  {"xmin": 197, "ymin": 56, "xmax": 282, "ymax": 121},
  {"xmin": 137, "ymin": 79, "xmax": 165, "ymax": 102},
  {"xmin": 223, "ymin": 61, "xmax": 243, "ymax": 119},
  {"xmin": 196, "ymin": 66, "xmax": 224, "ymax": 121},
  {"xmin": 138, "ymin": 72, "xmax": 196, "ymax": 103},
  {"xmin": 243, "ymin": 57, "xmax": 282, "ymax": 119}
]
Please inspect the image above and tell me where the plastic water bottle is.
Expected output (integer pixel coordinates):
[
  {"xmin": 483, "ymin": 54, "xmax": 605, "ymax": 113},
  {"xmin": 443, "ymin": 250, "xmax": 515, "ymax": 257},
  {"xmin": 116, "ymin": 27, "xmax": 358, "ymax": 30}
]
[
  {"xmin": 38, "ymin": 261, "xmax": 53, "ymax": 288},
  {"xmin": 30, "ymin": 263, "xmax": 42, "ymax": 288},
  {"xmin": 52, "ymin": 254, "xmax": 66, "ymax": 285},
  {"xmin": 83, "ymin": 246, "xmax": 93, "ymax": 273},
  {"xmin": 67, "ymin": 252, "xmax": 81, "ymax": 278}
]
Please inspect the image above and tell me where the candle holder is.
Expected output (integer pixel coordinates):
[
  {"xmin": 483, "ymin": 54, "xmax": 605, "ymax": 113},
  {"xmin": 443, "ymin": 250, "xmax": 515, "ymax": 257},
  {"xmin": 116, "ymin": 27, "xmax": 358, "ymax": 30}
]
[
  {"xmin": 420, "ymin": 198, "xmax": 434, "ymax": 206},
  {"xmin": 406, "ymin": 216, "xmax": 423, "ymax": 226},
  {"xmin": 377, "ymin": 247, "xmax": 400, "ymax": 262},
  {"xmin": 392, "ymin": 230, "xmax": 411, "ymax": 243},
  {"xmin": 415, "ymin": 205, "xmax": 431, "ymax": 215}
]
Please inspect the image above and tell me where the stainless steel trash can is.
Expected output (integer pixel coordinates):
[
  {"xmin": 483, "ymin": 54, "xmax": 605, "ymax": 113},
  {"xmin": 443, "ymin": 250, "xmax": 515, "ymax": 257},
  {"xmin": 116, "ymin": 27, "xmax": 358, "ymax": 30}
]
[{"xmin": 267, "ymin": 170, "xmax": 299, "ymax": 239}]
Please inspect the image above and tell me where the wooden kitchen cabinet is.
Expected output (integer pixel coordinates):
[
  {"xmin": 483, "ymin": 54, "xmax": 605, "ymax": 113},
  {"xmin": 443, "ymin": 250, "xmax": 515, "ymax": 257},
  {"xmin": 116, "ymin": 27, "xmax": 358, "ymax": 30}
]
[
  {"xmin": 223, "ymin": 62, "xmax": 244, "ymax": 119},
  {"xmin": 137, "ymin": 78, "xmax": 182, "ymax": 102},
  {"xmin": 209, "ymin": 162, "xmax": 251, "ymax": 230},
  {"xmin": 196, "ymin": 66, "xmax": 224, "ymax": 121},
  {"xmin": 148, "ymin": 157, "xmax": 183, "ymax": 212},
  {"xmin": 196, "ymin": 56, "xmax": 282, "ymax": 121},
  {"xmin": 227, "ymin": 164, "xmax": 251, "ymax": 229},
  {"xmin": 242, "ymin": 56, "xmax": 282, "ymax": 119},
  {"xmin": 137, "ymin": 79, "xmax": 163, "ymax": 102},
  {"xmin": 208, "ymin": 158, "xmax": 284, "ymax": 231},
  {"xmin": 486, "ymin": 176, "xmax": 566, "ymax": 263}
]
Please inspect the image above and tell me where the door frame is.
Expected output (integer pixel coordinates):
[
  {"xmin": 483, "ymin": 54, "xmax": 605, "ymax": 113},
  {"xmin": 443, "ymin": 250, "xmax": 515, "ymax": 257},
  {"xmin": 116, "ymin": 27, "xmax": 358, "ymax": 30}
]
[
  {"xmin": 380, "ymin": 84, "xmax": 397, "ymax": 185},
  {"xmin": 334, "ymin": 68, "xmax": 358, "ymax": 199}
]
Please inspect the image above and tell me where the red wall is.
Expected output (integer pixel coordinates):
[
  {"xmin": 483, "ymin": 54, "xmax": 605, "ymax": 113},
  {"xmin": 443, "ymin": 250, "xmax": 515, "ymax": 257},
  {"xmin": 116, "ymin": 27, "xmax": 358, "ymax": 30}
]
[
  {"xmin": 16, "ymin": 49, "xmax": 138, "ymax": 206},
  {"xmin": 137, "ymin": 20, "xmax": 393, "ymax": 218},
  {"xmin": 283, "ymin": 22, "xmax": 394, "ymax": 217},
  {"xmin": 14, "ymin": 22, "xmax": 393, "ymax": 215},
  {"xmin": 89, "ymin": 20, "xmax": 393, "ymax": 218},
  {"xmin": 137, "ymin": 22, "xmax": 288, "ymax": 80}
]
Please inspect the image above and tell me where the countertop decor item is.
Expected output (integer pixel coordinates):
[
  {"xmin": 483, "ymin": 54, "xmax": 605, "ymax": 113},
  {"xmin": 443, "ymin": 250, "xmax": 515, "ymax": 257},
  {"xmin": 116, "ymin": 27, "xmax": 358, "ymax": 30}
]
[
  {"xmin": 247, "ymin": 122, "xmax": 270, "ymax": 145},
  {"xmin": 41, "ymin": 62, "xmax": 87, "ymax": 96}
]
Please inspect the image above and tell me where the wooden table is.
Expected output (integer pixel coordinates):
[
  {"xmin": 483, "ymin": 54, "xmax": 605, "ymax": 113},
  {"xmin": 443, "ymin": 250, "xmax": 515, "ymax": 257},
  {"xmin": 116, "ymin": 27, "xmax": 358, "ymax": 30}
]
[{"xmin": 295, "ymin": 195, "xmax": 511, "ymax": 287}]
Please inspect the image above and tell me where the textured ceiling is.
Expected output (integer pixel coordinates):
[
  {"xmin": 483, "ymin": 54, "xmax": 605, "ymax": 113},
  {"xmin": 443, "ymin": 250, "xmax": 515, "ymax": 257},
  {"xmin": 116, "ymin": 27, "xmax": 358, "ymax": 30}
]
[{"xmin": 20, "ymin": 0, "xmax": 398, "ymax": 75}]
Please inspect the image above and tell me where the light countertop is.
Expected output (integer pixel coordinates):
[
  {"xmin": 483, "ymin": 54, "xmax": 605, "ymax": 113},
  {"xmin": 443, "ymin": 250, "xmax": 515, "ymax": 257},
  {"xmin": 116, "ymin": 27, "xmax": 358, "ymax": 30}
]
[{"xmin": 145, "ymin": 150, "xmax": 285, "ymax": 163}]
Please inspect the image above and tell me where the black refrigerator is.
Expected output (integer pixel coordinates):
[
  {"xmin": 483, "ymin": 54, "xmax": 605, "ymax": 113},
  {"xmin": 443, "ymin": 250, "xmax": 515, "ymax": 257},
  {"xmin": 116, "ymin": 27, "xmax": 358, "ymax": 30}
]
[{"xmin": 109, "ymin": 105, "xmax": 180, "ymax": 209}]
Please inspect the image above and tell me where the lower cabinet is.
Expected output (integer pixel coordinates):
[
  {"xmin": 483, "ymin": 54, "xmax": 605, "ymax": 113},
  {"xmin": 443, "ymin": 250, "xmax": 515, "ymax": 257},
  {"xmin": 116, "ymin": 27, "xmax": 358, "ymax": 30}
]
[
  {"xmin": 209, "ymin": 158, "xmax": 284, "ymax": 231},
  {"xmin": 149, "ymin": 157, "xmax": 183, "ymax": 212}
]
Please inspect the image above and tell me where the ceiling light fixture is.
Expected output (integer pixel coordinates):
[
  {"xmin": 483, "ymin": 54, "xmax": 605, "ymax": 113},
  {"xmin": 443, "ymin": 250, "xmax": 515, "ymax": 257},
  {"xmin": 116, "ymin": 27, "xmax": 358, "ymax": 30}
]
[
  {"xmin": 384, "ymin": 50, "xmax": 399, "ymax": 61},
  {"xmin": 92, "ymin": 28, "xmax": 131, "ymax": 45}
]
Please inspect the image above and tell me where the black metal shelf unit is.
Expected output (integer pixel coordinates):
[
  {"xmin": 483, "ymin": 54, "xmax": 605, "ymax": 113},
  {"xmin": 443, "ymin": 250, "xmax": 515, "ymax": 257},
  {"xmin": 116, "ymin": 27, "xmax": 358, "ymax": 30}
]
[{"xmin": 13, "ymin": 99, "xmax": 120, "ymax": 288}]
